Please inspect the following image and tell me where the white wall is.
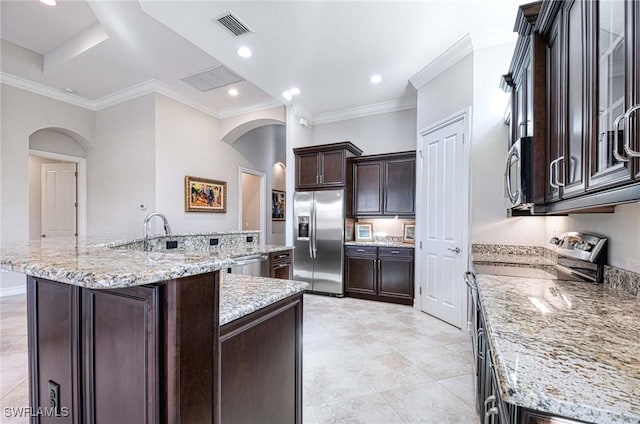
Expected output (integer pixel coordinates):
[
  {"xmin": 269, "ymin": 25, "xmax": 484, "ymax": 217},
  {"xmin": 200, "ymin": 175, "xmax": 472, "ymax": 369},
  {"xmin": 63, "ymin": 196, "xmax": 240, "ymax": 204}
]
[
  {"xmin": 30, "ymin": 129, "xmax": 87, "ymax": 158},
  {"xmin": 546, "ymin": 203, "xmax": 640, "ymax": 273},
  {"xmin": 1, "ymin": 84, "xmax": 94, "ymax": 294},
  {"xmin": 28, "ymin": 156, "xmax": 60, "ymax": 240},
  {"xmin": 285, "ymin": 106, "xmax": 313, "ymax": 245},
  {"xmin": 241, "ymin": 173, "xmax": 261, "ymax": 231},
  {"xmin": 89, "ymin": 95, "xmax": 156, "ymax": 237},
  {"xmin": 416, "ymin": 53, "xmax": 474, "ymax": 133},
  {"xmin": 470, "ymin": 44, "xmax": 547, "ymax": 246},
  {"xmin": 312, "ymin": 109, "xmax": 417, "ymax": 155}
]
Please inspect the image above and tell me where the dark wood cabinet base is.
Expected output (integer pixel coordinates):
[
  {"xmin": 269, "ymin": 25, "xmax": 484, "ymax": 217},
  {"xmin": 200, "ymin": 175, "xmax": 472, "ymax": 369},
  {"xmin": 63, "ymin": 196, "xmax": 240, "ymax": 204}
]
[
  {"xmin": 26, "ymin": 274, "xmax": 303, "ymax": 424},
  {"xmin": 345, "ymin": 291, "xmax": 413, "ymax": 306}
]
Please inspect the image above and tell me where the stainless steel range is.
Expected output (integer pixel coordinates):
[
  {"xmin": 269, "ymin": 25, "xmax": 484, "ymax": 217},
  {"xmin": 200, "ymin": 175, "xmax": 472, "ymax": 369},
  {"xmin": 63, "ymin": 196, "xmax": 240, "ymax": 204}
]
[{"xmin": 474, "ymin": 231, "xmax": 608, "ymax": 284}]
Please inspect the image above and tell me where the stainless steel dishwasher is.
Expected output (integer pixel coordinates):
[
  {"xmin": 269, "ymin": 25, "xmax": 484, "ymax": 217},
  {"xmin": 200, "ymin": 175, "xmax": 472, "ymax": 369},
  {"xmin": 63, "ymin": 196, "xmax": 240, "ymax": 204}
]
[{"xmin": 227, "ymin": 254, "xmax": 269, "ymax": 277}]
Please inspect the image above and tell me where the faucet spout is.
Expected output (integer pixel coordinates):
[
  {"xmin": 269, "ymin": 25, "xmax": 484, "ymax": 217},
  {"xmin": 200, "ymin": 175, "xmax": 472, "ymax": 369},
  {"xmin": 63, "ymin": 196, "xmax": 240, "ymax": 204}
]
[{"xmin": 143, "ymin": 212, "xmax": 172, "ymax": 251}]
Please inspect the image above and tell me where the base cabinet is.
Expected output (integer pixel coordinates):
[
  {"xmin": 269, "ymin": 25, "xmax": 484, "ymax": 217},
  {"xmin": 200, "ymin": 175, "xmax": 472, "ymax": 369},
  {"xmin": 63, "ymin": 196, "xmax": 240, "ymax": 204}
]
[
  {"xmin": 269, "ymin": 250, "xmax": 293, "ymax": 280},
  {"xmin": 220, "ymin": 294, "xmax": 303, "ymax": 424},
  {"xmin": 345, "ymin": 246, "xmax": 414, "ymax": 305}
]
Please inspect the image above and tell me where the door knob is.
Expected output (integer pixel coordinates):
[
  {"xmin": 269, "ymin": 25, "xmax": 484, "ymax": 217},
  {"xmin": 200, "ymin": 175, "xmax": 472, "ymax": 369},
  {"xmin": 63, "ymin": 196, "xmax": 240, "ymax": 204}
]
[{"xmin": 448, "ymin": 247, "xmax": 461, "ymax": 254}]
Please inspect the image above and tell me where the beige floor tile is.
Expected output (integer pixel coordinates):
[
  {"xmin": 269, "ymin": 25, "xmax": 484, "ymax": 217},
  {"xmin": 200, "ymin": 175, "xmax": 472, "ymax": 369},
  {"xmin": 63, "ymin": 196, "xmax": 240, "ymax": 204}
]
[
  {"xmin": 399, "ymin": 346, "xmax": 473, "ymax": 381},
  {"xmin": 381, "ymin": 381, "xmax": 479, "ymax": 424},
  {"xmin": 439, "ymin": 373, "xmax": 477, "ymax": 409},
  {"xmin": 314, "ymin": 392, "xmax": 406, "ymax": 424}
]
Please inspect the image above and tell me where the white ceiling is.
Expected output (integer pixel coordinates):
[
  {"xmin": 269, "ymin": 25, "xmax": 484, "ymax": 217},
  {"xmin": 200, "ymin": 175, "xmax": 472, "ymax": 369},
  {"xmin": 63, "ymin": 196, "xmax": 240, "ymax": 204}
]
[{"xmin": 1, "ymin": 0, "xmax": 524, "ymax": 121}]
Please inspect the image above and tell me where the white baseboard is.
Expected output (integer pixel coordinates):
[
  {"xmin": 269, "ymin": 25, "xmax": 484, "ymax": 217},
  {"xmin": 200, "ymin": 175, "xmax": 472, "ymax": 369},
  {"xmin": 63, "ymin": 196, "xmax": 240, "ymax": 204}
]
[{"xmin": 0, "ymin": 285, "xmax": 26, "ymax": 297}]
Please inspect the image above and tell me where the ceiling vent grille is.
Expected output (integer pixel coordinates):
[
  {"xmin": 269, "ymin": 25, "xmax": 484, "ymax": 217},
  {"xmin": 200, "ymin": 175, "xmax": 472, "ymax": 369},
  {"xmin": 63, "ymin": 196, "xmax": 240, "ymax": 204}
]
[
  {"xmin": 216, "ymin": 12, "xmax": 253, "ymax": 37},
  {"xmin": 180, "ymin": 65, "xmax": 244, "ymax": 92}
]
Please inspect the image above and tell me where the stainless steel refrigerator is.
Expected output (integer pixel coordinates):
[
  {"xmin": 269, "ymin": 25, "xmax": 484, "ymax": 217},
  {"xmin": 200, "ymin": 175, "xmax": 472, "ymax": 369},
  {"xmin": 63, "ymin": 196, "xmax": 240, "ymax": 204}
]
[{"xmin": 293, "ymin": 189, "xmax": 345, "ymax": 295}]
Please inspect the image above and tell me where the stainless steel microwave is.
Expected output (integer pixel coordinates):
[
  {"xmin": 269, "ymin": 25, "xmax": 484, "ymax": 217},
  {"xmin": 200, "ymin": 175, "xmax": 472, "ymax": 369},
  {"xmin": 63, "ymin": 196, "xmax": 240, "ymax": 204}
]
[{"xmin": 504, "ymin": 137, "xmax": 533, "ymax": 209}]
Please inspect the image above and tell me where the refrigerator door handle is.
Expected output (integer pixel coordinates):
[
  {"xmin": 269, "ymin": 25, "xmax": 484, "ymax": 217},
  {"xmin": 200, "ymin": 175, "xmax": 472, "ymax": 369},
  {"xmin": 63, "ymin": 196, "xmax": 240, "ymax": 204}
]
[
  {"xmin": 309, "ymin": 198, "xmax": 315, "ymax": 259},
  {"xmin": 312, "ymin": 195, "xmax": 318, "ymax": 258}
]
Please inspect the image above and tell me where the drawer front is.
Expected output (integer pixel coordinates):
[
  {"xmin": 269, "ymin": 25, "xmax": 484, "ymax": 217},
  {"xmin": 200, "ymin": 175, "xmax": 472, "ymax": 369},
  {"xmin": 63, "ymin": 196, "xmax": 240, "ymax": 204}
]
[
  {"xmin": 378, "ymin": 247, "xmax": 414, "ymax": 258},
  {"xmin": 345, "ymin": 246, "xmax": 377, "ymax": 257},
  {"xmin": 270, "ymin": 250, "xmax": 292, "ymax": 263}
]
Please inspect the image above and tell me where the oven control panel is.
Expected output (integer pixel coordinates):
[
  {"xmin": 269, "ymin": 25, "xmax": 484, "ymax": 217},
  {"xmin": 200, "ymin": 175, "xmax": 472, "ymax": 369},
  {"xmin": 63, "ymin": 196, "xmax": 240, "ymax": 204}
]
[{"xmin": 549, "ymin": 232, "xmax": 607, "ymax": 263}]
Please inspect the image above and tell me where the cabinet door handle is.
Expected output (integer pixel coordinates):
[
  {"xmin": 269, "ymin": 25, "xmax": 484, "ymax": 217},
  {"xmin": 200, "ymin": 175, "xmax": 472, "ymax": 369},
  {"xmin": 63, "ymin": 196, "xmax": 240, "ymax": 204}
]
[
  {"xmin": 549, "ymin": 158, "xmax": 560, "ymax": 189},
  {"xmin": 623, "ymin": 104, "xmax": 640, "ymax": 157},
  {"xmin": 316, "ymin": 175, "xmax": 319, "ymax": 184},
  {"xmin": 484, "ymin": 407, "xmax": 499, "ymax": 424},
  {"xmin": 357, "ymin": 249, "xmax": 366, "ymax": 252},
  {"xmin": 276, "ymin": 254, "xmax": 289, "ymax": 259},
  {"xmin": 273, "ymin": 264, "xmax": 289, "ymax": 269},
  {"xmin": 390, "ymin": 250, "xmax": 400, "ymax": 254},
  {"xmin": 555, "ymin": 156, "xmax": 565, "ymax": 187},
  {"xmin": 613, "ymin": 113, "xmax": 630, "ymax": 162},
  {"xmin": 320, "ymin": 174, "xmax": 324, "ymax": 184}
]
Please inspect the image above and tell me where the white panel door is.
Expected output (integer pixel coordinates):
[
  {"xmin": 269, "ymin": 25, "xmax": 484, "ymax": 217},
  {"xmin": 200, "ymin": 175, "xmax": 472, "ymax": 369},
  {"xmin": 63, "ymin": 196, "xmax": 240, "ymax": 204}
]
[
  {"xmin": 41, "ymin": 162, "xmax": 77, "ymax": 238},
  {"xmin": 418, "ymin": 116, "xmax": 466, "ymax": 328}
]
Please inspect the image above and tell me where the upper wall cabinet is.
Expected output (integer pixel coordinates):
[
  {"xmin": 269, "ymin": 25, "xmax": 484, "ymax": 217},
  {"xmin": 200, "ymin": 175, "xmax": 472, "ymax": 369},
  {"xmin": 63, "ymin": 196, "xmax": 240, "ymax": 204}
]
[
  {"xmin": 501, "ymin": 2, "xmax": 548, "ymax": 208},
  {"xmin": 294, "ymin": 142, "xmax": 363, "ymax": 191},
  {"xmin": 505, "ymin": 0, "xmax": 640, "ymax": 214},
  {"xmin": 349, "ymin": 151, "xmax": 416, "ymax": 218}
]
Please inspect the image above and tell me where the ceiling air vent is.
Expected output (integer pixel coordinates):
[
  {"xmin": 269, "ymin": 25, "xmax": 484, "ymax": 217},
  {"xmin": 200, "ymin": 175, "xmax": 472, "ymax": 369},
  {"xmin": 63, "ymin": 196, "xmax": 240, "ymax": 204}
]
[
  {"xmin": 216, "ymin": 12, "xmax": 253, "ymax": 37},
  {"xmin": 180, "ymin": 65, "xmax": 244, "ymax": 92}
]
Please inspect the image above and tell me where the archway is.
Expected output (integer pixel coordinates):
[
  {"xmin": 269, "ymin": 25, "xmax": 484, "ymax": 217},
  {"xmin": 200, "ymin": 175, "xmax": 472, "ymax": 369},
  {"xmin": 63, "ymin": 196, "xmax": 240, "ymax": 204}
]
[{"xmin": 28, "ymin": 128, "xmax": 89, "ymax": 239}]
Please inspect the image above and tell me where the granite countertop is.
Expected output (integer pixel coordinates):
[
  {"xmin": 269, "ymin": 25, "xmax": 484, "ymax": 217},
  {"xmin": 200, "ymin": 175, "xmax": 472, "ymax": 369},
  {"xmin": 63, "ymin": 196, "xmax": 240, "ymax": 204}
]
[
  {"xmin": 219, "ymin": 273, "xmax": 308, "ymax": 326},
  {"xmin": 344, "ymin": 241, "xmax": 414, "ymax": 248},
  {"xmin": 0, "ymin": 237, "xmax": 292, "ymax": 289},
  {"xmin": 474, "ymin": 257, "xmax": 640, "ymax": 423},
  {"xmin": 472, "ymin": 252, "xmax": 555, "ymax": 266}
]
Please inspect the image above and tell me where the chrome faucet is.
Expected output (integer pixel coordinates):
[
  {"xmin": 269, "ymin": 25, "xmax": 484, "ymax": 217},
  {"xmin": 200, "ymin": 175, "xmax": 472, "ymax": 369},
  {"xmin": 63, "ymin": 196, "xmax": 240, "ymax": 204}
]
[{"xmin": 143, "ymin": 212, "xmax": 172, "ymax": 251}]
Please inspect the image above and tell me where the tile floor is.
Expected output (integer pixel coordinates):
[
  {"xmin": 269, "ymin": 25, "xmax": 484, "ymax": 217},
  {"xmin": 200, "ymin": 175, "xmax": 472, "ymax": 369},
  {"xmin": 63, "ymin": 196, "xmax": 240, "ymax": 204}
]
[{"xmin": 0, "ymin": 293, "xmax": 478, "ymax": 424}]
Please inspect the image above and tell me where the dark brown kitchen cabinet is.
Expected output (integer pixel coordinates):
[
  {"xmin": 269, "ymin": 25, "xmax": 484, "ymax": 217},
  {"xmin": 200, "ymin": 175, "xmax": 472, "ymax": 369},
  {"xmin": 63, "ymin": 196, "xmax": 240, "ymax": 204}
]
[
  {"xmin": 344, "ymin": 245, "xmax": 414, "ymax": 305},
  {"xmin": 350, "ymin": 151, "xmax": 416, "ymax": 217},
  {"xmin": 294, "ymin": 142, "xmax": 363, "ymax": 190},
  {"xmin": 504, "ymin": 0, "xmax": 640, "ymax": 214},
  {"xmin": 501, "ymin": 2, "xmax": 548, "ymax": 208},
  {"xmin": 270, "ymin": 249, "xmax": 293, "ymax": 280}
]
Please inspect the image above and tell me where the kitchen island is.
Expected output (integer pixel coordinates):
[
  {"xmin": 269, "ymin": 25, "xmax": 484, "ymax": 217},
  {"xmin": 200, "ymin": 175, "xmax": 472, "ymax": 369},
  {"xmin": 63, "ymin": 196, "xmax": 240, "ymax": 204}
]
[
  {"xmin": 0, "ymin": 235, "xmax": 306, "ymax": 424},
  {"xmin": 471, "ymin": 247, "xmax": 640, "ymax": 424}
]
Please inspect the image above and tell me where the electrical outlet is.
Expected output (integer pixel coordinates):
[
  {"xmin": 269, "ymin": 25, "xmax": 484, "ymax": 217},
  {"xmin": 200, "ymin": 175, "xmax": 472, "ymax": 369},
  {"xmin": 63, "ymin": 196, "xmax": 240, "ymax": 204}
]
[
  {"xmin": 246, "ymin": 236, "xmax": 254, "ymax": 242},
  {"xmin": 209, "ymin": 238, "xmax": 219, "ymax": 246},
  {"xmin": 48, "ymin": 380, "xmax": 60, "ymax": 415},
  {"xmin": 166, "ymin": 240, "xmax": 178, "ymax": 249}
]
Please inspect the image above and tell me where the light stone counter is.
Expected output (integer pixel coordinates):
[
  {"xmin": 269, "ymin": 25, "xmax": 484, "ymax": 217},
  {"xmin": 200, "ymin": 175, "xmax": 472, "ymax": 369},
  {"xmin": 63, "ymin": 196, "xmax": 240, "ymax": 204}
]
[
  {"xmin": 219, "ymin": 273, "xmax": 308, "ymax": 326},
  {"xmin": 0, "ymin": 236, "xmax": 292, "ymax": 289},
  {"xmin": 344, "ymin": 241, "xmax": 414, "ymax": 248},
  {"xmin": 476, "ymin": 273, "xmax": 640, "ymax": 423}
]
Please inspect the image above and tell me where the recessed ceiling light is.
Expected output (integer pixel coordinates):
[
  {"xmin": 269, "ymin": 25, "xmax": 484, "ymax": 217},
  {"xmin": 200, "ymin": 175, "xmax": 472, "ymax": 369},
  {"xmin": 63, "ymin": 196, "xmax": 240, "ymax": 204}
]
[
  {"xmin": 290, "ymin": 87, "xmax": 300, "ymax": 96},
  {"xmin": 228, "ymin": 88, "xmax": 239, "ymax": 96},
  {"xmin": 236, "ymin": 47, "xmax": 252, "ymax": 58},
  {"xmin": 40, "ymin": 0, "xmax": 58, "ymax": 6},
  {"xmin": 370, "ymin": 74, "xmax": 382, "ymax": 84},
  {"xmin": 63, "ymin": 88, "xmax": 77, "ymax": 94},
  {"xmin": 282, "ymin": 90, "xmax": 293, "ymax": 101}
]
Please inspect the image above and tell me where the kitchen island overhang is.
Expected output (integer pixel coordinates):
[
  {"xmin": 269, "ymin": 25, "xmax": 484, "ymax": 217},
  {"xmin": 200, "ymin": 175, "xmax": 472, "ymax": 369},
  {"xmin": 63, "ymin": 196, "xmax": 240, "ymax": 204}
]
[{"xmin": 1, "ymin": 235, "xmax": 306, "ymax": 424}]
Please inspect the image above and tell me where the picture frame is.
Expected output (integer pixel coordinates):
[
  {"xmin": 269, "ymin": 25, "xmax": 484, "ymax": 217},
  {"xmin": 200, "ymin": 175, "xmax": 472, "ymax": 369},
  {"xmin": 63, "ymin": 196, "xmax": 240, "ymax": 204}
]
[
  {"xmin": 272, "ymin": 190, "xmax": 286, "ymax": 221},
  {"xmin": 355, "ymin": 223, "xmax": 374, "ymax": 242},
  {"xmin": 403, "ymin": 223, "xmax": 416, "ymax": 244},
  {"xmin": 185, "ymin": 176, "xmax": 227, "ymax": 213}
]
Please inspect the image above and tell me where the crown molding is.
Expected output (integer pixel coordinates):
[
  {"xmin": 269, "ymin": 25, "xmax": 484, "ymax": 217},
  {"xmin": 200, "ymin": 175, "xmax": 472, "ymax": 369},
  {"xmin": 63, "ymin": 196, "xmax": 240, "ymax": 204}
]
[
  {"xmin": 409, "ymin": 33, "xmax": 474, "ymax": 90},
  {"xmin": 218, "ymin": 99, "xmax": 284, "ymax": 119},
  {"xmin": 312, "ymin": 97, "xmax": 416, "ymax": 125},
  {"xmin": 1, "ymin": 72, "xmax": 97, "ymax": 110}
]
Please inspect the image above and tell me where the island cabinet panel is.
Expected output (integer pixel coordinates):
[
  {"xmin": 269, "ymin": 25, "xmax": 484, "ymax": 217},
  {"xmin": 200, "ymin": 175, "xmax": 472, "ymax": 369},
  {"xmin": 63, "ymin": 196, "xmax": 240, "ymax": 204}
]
[
  {"xmin": 27, "ymin": 277, "xmax": 81, "ymax": 424},
  {"xmin": 220, "ymin": 294, "xmax": 303, "ymax": 424},
  {"xmin": 82, "ymin": 286, "xmax": 160, "ymax": 424},
  {"xmin": 26, "ymin": 272, "xmax": 221, "ymax": 424}
]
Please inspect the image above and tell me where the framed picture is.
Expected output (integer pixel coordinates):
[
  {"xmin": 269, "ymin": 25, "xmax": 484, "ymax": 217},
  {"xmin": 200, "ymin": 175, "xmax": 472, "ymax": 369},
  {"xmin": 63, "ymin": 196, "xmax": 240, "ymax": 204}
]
[
  {"xmin": 185, "ymin": 176, "xmax": 227, "ymax": 213},
  {"xmin": 272, "ymin": 190, "xmax": 286, "ymax": 221},
  {"xmin": 403, "ymin": 223, "xmax": 416, "ymax": 244},
  {"xmin": 355, "ymin": 223, "xmax": 373, "ymax": 242}
]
